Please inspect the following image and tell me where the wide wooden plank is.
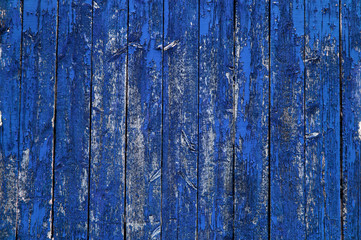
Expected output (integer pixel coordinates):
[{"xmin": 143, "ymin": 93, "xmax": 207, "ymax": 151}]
[
  {"xmin": 18, "ymin": 0, "xmax": 57, "ymax": 238},
  {"xmin": 89, "ymin": 0, "xmax": 127, "ymax": 238},
  {"xmin": 304, "ymin": 0, "xmax": 341, "ymax": 238},
  {"xmin": 270, "ymin": 0, "xmax": 305, "ymax": 238},
  {"xmin": 53, "ymin": 0, "xmax": 92, "ymax": 238},
  {"xmin": 198, "ymin": 0, "xmax": 234, "ymax": 239},
  {"xmin": 0, "ymin": 0, "xmax": 21, "ymax": 239},
  {"xmin": 126, "ymin": 0, "xmax": 162, "ymax": 239},
  {"xmin": 341, "ymin": 0, "xmax": 361, "ymax": 238},
  {"xmin": 162, "ymin": 0, "xmax": 199, "ymax": 238},
  {"xmin": 234, "ymin": 0, "xmax": 270, "ymax": 238}
]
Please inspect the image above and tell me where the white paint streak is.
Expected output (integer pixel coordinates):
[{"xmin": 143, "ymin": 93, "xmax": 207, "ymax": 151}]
[
  {"xmin": 164, "ymin": 40, "xmax": 179, "ymax": 51},
  {"xmin": 0, "ymin": 111, "xmax": 2, "ymax": 127},
  {"xmin": 358, "ymin": 121, "xmax": 361, "ymax": 141}
]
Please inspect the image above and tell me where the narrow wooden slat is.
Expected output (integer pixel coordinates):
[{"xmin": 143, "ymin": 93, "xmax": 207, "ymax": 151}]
[
  {"xmin": 270, "ymin": 0, "xmax": 305, "ymax": 238},
  {"xmin": 89, "ymin": 0, "xmax": 127, "ymax": 238},
  {"xmin": 0, "ymin": 0, "xmax": 21, "ymax": 238},
  {"xmin": 126, "ymin": 0, "xmax": 162, "ymax": 239},
  {"xmin": 234, "ymin": 0, "xmax": 270, "ymax": 238},
  {"xmin": 341, "ymin": 0, "xmax": 361, "ymax": 238},
  {"xmin": 198, "ymin": 0, "xmax": 234, "ymax": 239},
  {"xmin": 53, "ymin": 0, "xmax": 92, "ymax": 238},
  {"xmin": 304, "ymin": 0, "xmax": 341, "ymax": 238},
  {"xmin": 162, "ymin": 0, "xmax": 199, "ymax": 238},
  {"xmin": 18, "ymin": 0, "xmax": 57, "ymax": 238}
]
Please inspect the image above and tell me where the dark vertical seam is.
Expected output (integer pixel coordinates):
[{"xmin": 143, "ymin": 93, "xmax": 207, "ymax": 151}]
[
  {"xmin": 50, "ymin": 0, "xmax": 60, "ymax": 238},
  {"xmin": 196, "ymin": 0, "xmax": 200, "ymax": 239},
  {"xmin": 87, "ymin": 1, "xmax": 94, "ymax": 239},
  {"xmin": 124, "ymin": 0, "xmax": 130, "ymax": 238},
  {"xmin": 15, "ymin": 0, "xmax": 24, "ymax": 238},
  {"xmin": 339, "ymin": 0, "xmax": 344, "ymax": 239},
  {"xmin": 232, "ymin": 0, "xmax": 237, "ymax": 239},
  {"xmin": 267, "ymin": 0, "xmax": 272, "ymax": 239},
  {"xmin": 303, "ymin": 0, "xmax": 307, "ymax": 239},
  {"xmin": 160, "ymin": 0, "xmax": 165, "ymax": 238}
]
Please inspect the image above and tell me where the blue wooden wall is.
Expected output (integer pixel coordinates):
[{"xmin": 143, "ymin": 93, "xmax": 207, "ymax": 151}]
[{"xmin": 0, "ymin": 0, "xmax": 359, "ymax": 239}]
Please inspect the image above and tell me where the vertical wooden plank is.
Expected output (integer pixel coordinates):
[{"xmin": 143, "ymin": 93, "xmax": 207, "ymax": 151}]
[
  {"xmin": 270, "ymin": 0, "xmax": 305, "ymax": 239},
  {"xmin": 342, "ymin": 0, "xmax": 361, "ymax": 238},
  {"xmin": 18, "ymin": 0, "xmax": 57, "ymax": 238},
  {"xmin": 89, "ymin": 0, "xmax": 127, "ymax": 238},
  {"xmin": 234, "ymin": 0, "xmax": 270, "ymax": 239},
  {"xmin": 0, "ymin": 0, "xmax": 21, "ymax": 238},
  {"xmin": 304, "ymin": 0, "xmax": 341, "ymax": 238},
  {"xmin": 53, "ymin": 0, "xmax": 92, "ymax": 238},
  {"xmin": 126, "ymin": 0, "xmax": 162, "ymax": 239},
  {"xmin": 198, "ymin": 0, "xmax": 234, "ymax": 239},
  {"xmin": 162, "ymin": 0, "xmax": 198, "ymax": 238}
]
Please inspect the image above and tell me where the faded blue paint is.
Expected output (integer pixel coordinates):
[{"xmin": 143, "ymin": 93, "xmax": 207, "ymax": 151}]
[
  {"xmin": 198, "ymin": 0, "xmax": 234, "ymax": 239},
  {"xmin": 342, "ymin": 0, "xmax": 361, "ymax": 239},
  {"xmin": 54, "ymin": 0, "xmax": 92, "ymax": 239},
  {"xmin": 126, "ymin": 0, "xmax": 162, "ymax": 238},
  {"xmin": 18, "ymin": 0, "xmax": 57, "ymax": 238},
  {"xmin": 0, "ymin": 0, "xmax": 21, "ymax": 239}
]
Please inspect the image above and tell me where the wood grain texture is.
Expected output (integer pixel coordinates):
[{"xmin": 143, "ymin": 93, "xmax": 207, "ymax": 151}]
[
  {"xmin": 234, "ymin": 0, "xmax": 270, "ymax": 239},
  {"xmin": 304, "ymin": 0, "xmax": 341, "ymax": 238},
  {"xmin": 198, "ymin": 0, "xmax": 234, "ymax": 239},
  {"xmin": 270, "ymin": 0, "xmax": 306, "ymax": 238},
  {"xmin": 342, "ymin": 0, "xmax": 361, "ymax": 238},
  {"xmin": 53, "ymin": 0, "xmax": 92, "ymax": 238},
  {"xmin": 126, "ymin": 0, "xmax": 162, "ymax": 239},
  {"xmin": 89, "ymin": 0, "xmax": 127, "ymax": 238},
  {"xmin": 0, "ymin": 0, "xmax": 21, "ymax": 239},
  {"xmin": 162, "ymin": 0, "xmax": 198, "ymax": 238},
  {"xmin": 18, "ymin": 0, "xmax": 57, "ymax": 238}
]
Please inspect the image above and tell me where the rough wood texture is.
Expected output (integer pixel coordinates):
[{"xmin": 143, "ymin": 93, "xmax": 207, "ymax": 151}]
[
  {"xmin": 0, "ymin": 0, "xmax": 21, "ymax": 239},
  {"xmin": 53, "ymin": 0, "xmax": 92, "ymax": 239},
  {"xmin": 234, "ymin": 0, "xmax": 270, "ymax": 239},
  {"xmin": 198, "ymin": 0, "xmax": 234, "ymax": 239},
  {"xmin": 126, "ymin": 0, "xmax": 162, "ymax": 239},
  {"xmin": 18, "ymin": 0, "xmax": 57, "ymax": 238},
  {"xmin": 270, "ymin": 0, "xmax": 306, "ymax": 238},
  {"xmin": 342, "ymin": 0, "xmax": 361, "ymax": 238},
  {"xmin": 89, "ymin": 0, "xmax": 127, "ymax": 238},
  {"xmin": 304, "ymin": 0, "xmax": 341, "ymax": 238},
  {"xmin": 162, "ymin": 0, "xmax": 198, "ymax": 238}
]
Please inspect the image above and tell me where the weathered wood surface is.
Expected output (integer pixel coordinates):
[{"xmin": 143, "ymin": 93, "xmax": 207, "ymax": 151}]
[
  {"xmin": 1, "ymin": 0, "xmax": 361, "ymax": 239},
  {"xmin": 198, "ymin": 0, "xmax": 234, "ymax": 239},
  {"xmin": 53, "ymin": 0, "xmax": 92, "ymax": 239},
  {"xmin": 89, "ymin": 0, "xmax": 127, "ymax": 239},
  {"xmin": 126, "ymin": 0, "xmax": 162, "ymax": 239},
  {"xmin": 18, "ymin": 0, "xmax": 57, "ymax": 238},
  {"xmin": 270, "ymin": 0, "xmax": 306, "ymax": 238},
  {"xmin": 304, "ymin": 0, "xmax": 341, "ymax": 238},
  {"xmin": 162, "ymin": 0, "xmax": 198, "ymax": 239},
  {"xmin": 342, "ymin": 0, "xmax": 361, "ymax": 239},
  {"xmin": 234, "ymin": 0, "xmax": 270, "ymax": 239},
  {"xmin": 0, "ymin": 0, "xmax": 21, "ymax": 239}
]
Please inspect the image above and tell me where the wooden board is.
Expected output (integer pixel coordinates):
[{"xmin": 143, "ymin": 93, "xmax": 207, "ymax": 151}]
[
  {"xmin": 126, "ymin": 0, "xmax": 163, "ymax": 239},
  {"xmin": 234, "ymin": 0, "xmax": 270, "ymax": 239},
  {"xmin": 53, "ymin": 0, "xmax": 92, "ymax": 238},
  {"xmin": 198, "ymin": 0, "xmax": 234, "ymax": 239},
  {"xmin": 89, "ymin": 0, "xmax": 127, "ymax": 239},
  {"xmin": 0, "ymin": 0, "xmax": 21, "ymax": 238},
  {"xmin": 304, "ymin": 0, "xmax": 341, "ymax": 238},
  {"xmin": 18, "ymin": 0, "xmax": 57, "ymax": 238},
  {"xmin": 270, "ymin": 0, "xmax": 306, "ymax": 238},
  {"xmin": 342, "ymin": 0, "xmax": 361, "ymax": 238},
  {"xmin": 162, "ymin": 0, "xmax": 199, "ymax": 238}
]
